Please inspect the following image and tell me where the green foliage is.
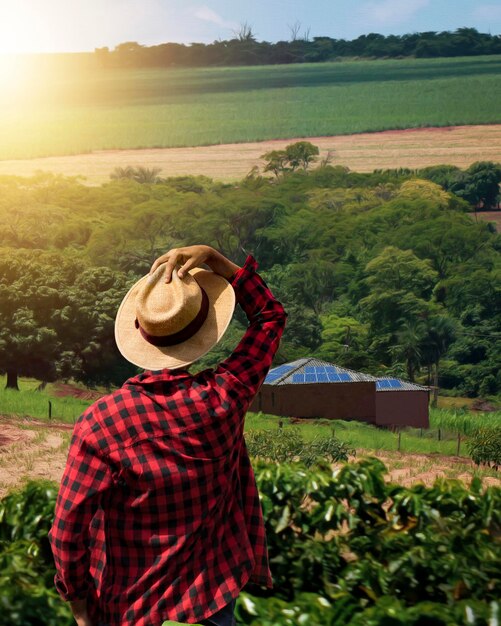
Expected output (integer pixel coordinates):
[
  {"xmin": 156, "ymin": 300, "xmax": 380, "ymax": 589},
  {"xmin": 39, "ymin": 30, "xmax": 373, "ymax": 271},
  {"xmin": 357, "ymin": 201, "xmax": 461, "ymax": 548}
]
[
  {"xmin": 110, "ymin": 165, "xmax": 163, "ymax": 184},
  {"xmin": 97, "ymin": 29, "xmax": 501, "ymax": 69},
  {"xmin": 245, "ymin": 426, "xmax": 353, "ymax": 466},
  {"xmin": 0, "ymin": 156, "xmax": 499, "ymax": 394},
  {"xmin": 236, "ymin": 593, "xmax": 500, "ymax": 625},
  {"xmin": 0, "ymin": 481, "xmax": 73, "ymax": 626},
  {"xmin": 0, "ymin": 249, "xmax": 136, "ymax": 387},
  {"xmin": 261, "ymin": 141, "xmax": 319, "ymax": 177},
  {"xmin": 468, "ymin": 428, "xmax": 501, "ymax": 469},
  {"xmin": 2, "ymin": 461, "xmax": 500, "ymax": 625}
]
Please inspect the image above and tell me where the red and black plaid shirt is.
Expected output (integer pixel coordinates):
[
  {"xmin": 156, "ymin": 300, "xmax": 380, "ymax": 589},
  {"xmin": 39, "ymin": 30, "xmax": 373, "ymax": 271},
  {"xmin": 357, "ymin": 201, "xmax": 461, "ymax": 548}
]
[{"xmin": 48, "ymin": 255, "xmax": 286, "ymax": 626}]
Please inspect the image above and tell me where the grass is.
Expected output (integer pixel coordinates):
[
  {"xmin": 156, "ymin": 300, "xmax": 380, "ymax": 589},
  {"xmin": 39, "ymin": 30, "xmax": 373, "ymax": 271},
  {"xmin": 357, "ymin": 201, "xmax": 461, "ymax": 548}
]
[
  {"xmin": 0, "ymin": 377, "xmax": 89, "ymax": 423},
  {"xmin": 1, "ymin": 377, "xmax": 499, "ymax": 457},
  {"xmin": 431, "ymin": 407, "xmax": 501, "ymax": 435},
  {"xmin": 1, "ymin": 55, "xmax": 500, "ymax": 160},
  {"xmin": 245, "ymin": 406, "xmax": 501, "ymax": 457}
]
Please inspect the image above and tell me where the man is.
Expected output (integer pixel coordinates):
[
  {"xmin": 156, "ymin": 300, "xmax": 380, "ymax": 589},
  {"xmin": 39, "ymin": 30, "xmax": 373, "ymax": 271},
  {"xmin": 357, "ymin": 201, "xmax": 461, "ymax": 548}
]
[{"xmin": 49, "ymin": 245, "xmax": 287, "ymax": 626}]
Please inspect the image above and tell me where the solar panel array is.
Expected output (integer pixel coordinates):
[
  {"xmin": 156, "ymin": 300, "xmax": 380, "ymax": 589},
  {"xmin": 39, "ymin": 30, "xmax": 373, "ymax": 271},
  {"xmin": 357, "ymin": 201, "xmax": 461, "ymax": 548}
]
[
  {"xmin": 291, "ymin": 365, "xmax": 353, "ymax": 383},
  {"xmin": 264, "ymin": 364, "xmax": 294, "ymax": 383},
  {"xmin": 376, "ymin": 378, "xmax": 404, "ymax": 390}
]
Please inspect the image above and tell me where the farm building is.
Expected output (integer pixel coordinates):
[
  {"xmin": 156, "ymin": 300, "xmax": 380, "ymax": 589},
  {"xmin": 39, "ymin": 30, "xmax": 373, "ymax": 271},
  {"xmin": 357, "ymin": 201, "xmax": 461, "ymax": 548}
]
[{"xmin": 250, "ymin": 358, "xmax": 430, "ymax": 428}]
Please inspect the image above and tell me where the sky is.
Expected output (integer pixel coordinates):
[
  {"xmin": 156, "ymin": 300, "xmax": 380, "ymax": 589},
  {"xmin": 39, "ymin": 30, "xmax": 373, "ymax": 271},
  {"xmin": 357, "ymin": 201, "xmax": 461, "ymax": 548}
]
[{"xmin": 0, "ymin": 0, "xmax": 500, "ymax": 54}]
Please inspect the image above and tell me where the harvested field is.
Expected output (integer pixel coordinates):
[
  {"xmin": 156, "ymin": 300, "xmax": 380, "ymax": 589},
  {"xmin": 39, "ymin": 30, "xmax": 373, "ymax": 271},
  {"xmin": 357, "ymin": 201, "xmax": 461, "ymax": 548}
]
[
  {"xmin": 0, "ymin": 417, "xmax": 73, "ymax": 497},
  {"xmin": 1, "ymin": 416, "xmax": 499, "ymax": 498},
  {"xmin": 0, "ymin": 125, "xmax": 500, "ymax": 185}
]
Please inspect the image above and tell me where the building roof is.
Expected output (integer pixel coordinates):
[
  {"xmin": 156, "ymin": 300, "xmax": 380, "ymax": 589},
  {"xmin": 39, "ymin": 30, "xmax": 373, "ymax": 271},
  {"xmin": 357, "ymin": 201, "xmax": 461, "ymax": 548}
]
[{"xmin": 264, "ymin": 357, "xmax": 429, "ymax": 391}]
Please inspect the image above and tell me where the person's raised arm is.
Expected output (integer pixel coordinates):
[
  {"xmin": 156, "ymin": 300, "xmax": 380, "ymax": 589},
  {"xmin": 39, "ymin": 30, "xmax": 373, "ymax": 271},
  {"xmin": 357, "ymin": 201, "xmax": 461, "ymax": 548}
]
[
  {"xmin": 150, "ymin": 245, "xmax": 287, "ymax": 400},
  {"xmin": 214, "ymin": 254, "xmax": 287, "ymax": 400}
]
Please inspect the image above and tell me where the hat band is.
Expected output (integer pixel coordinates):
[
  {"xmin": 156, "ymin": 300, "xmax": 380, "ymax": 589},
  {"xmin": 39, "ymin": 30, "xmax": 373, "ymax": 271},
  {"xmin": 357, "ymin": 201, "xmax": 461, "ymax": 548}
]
[{"xmin": 135, "ymin": 287, "xmax": 209, "ymax": 347}]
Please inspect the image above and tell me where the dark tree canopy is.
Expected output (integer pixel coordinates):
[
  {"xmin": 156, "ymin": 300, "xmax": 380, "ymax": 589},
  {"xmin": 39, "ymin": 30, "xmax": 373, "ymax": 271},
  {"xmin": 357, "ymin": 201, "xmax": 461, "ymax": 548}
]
[{"xmin": 94, "ymin": 28, "xmax": 501, "ymax": 69}]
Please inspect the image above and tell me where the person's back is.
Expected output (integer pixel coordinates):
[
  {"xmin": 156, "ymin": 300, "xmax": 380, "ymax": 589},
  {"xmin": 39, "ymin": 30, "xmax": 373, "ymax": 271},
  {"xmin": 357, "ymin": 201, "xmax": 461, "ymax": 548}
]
[{"xmin": 49, "ymin": 246, "xmax": 287, "ymax": 626}]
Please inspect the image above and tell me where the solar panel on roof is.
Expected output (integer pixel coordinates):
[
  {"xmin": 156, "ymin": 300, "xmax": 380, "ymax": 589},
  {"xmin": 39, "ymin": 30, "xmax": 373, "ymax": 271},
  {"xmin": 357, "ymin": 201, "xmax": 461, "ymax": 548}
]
[
  {"xmin": 339, "ymin": 372, "xmax": 352, "ymax": 381},
  {"xmin": 292, "ymin": 374, "xmax": 306, "ymax": 383},
  {"xmin": 387, "ymin": 379, "xmax": 403, "ymax": 388},
  {"xmin": 264, "ymin": 364, "xmax": 294, "ymax": 383},
  {"xmin": 376, "ymin": 379, "xmax": 402, "ymax": 390},
  {"xmin": 327, "ymin": 372, "xmax": 340, "ymax": 382},
  {"xmin": 317, "ymin": 373, "xmax": 329, "ymax": 382}
]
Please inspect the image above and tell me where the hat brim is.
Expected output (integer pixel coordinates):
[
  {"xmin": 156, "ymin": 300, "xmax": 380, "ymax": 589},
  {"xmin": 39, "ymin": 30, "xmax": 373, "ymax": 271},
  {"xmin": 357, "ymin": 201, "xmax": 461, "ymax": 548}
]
[{"xmin": 115, "ymin": 267, "xmax": 235, "ymax": 370}]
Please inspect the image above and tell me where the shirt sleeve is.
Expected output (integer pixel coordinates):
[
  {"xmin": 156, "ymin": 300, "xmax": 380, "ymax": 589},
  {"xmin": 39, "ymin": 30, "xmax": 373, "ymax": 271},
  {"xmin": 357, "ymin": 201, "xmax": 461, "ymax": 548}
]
[
  {"xmin": 214, "ymin": 254, "xmax": 287, "ymax": 401},
  {"xmin": 48, "ymin": 429, "xmax": 113, "ymax": 601}
]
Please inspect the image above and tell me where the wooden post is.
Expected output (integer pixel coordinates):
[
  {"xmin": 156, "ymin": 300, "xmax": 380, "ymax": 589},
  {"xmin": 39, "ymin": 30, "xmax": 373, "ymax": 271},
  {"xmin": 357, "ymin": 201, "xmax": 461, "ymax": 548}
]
[
  {"xmin": 48, "ymin": 400, "xmax": 52, "ymax": 421},
  {"xmin": 438, "ymin": 428, "xmax": 441, "ymax": 441}
]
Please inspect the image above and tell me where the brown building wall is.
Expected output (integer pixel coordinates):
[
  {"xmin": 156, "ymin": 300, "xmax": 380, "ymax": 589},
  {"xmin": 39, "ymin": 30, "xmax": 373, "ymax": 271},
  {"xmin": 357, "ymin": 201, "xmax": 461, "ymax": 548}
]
[
  {"xmin": 375, "ymin": 391, "xmax": 429, "ymax": 428},
  {"xmin": 250, "ymin": 382, "xmax": 376, "ymax": 422}
]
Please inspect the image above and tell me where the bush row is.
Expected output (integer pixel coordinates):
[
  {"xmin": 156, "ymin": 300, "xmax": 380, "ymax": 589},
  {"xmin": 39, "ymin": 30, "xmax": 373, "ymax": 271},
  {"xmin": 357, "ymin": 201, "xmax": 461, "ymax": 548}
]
[{"xmin": 0, "ymin": 457, "xmax": 500, "ymax": 626}]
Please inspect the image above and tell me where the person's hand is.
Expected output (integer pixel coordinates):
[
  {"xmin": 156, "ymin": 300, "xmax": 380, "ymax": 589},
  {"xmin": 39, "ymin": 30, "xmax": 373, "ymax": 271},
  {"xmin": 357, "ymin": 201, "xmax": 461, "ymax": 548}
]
[
  {"xmin": 150, "ymin": 245, "xmax": 213, "ymax": 282},
  {"xmin": 74, "ymin": 617, "xmax": 93, "ymax": 626},
  {"xmin": 150, "ymin": 245, "xmax": 240, "ymax": 282},
  {"xmin": 70, "ymin": 599, "xmax": 93, "ymax": 626}
]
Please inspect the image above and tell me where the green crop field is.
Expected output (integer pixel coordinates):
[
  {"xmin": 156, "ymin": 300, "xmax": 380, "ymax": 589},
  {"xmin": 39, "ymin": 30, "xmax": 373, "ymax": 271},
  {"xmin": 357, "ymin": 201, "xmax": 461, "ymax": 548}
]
[{"xmin": 1, "ymin": 55, "xmax": 500, "ymax": 160}]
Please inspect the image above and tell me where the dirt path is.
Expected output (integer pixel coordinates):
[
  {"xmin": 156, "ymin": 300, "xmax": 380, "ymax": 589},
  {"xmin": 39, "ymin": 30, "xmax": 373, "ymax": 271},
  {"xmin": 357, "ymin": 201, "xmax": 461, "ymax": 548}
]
[
  {"xmin": 0, "ymin": 125, "xmax": 500, "ymax": 184},
  {"xmin": 1, "ymin": 416, "xmax": 499, "ymax": 497},
  {"xmin": 0, "ymin": 417, "xmax": 73, "ymax": 497}
]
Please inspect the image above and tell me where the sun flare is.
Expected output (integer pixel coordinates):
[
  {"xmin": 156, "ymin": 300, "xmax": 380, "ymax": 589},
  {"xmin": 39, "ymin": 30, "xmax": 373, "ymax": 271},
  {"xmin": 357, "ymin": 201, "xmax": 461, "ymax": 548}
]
[{"xmin": 0, "ymin": 4, "xmax": 52, "ymax": 55}]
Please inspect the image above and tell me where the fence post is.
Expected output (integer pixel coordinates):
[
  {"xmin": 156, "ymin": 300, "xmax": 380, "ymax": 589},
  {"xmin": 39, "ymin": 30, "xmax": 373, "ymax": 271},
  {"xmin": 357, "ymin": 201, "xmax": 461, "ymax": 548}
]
[
  {"xmin": 48, "ymin": 400, "xmax": 52, "ymax": 421},
  {"xmin": 456, "ymin": 432, "xmax": 461, "ymax": 456},
  {"xmin": 438, "ymin": 428, "xmax": 441, "ymax": 441}
]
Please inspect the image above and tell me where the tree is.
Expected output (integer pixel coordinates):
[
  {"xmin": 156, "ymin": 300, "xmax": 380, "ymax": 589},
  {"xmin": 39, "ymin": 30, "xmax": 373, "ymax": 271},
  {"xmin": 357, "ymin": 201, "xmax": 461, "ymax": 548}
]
[
  {"xmin": 110, "ymin": 166, "xmax": 163, "ymax": 184},
  {"xmin": 234, "ymin": 22, "xmax": 256, "ymax": 42},
  {"xmin": 285, "ymin": 142, "xmax": 319, "ymax": 171},
  {"xmin": 261, "ymin": 149, "xmax": 289, "ymax": 178},
  {"xmin": 451, "ymin": 161, "xmax": 501, "ymax": 210},
  {"xmin": 419, "ymin": 315, "xmax": 457, "ymax": 405},
  {"xmin": 261, "ymin": 142, "xmax": 320, "ymax": 178},
  {"xmin": 133, "ymin": 166, "xmax": 163, "ymax": 184},
  {"xmin": 0, "ymin": 250, "xmax": 133, "ymax": 389},
  {"xmin": 363, "ymin": 246, "xmax": 438, "ymax": 298},
  {"xmin": 110, "ymin": 166, "xmax": 137, "ymax": 181},
  {"xmin": 389, "ymin": 319, "xmax": 426, "ymax": 382},
  {"xmin": 360, "ymin": 247, "xmax": 440, "ymax": 362},
  {"xmin": 316, "ymin": 313, "xmax": 371, "ymax": 370}
]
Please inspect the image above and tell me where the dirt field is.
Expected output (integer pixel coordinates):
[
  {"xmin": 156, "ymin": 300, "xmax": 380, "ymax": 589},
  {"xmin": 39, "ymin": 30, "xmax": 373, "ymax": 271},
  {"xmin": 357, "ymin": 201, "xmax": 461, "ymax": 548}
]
[
  {"xmin": 0, "ymin": 125, "xmax": 500, "ymax": 185},
  {"xmin": 1, "ymin": 416, "xmax": 498, "ymax": 498}
]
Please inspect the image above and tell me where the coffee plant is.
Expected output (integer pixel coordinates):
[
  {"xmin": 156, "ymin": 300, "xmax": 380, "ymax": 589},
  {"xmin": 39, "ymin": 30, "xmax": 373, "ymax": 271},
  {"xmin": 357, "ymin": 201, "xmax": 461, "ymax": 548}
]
[
  {"xmin": 1, "ymin": 459, "xmax": 500, "ymax": 626},
  {"xmin": 468, "ymin": 427, "xmax": 501, "ymax": 469},
  {"xmin": 245, "ymin": 426, "xmax": 353, "ymax": 466}
]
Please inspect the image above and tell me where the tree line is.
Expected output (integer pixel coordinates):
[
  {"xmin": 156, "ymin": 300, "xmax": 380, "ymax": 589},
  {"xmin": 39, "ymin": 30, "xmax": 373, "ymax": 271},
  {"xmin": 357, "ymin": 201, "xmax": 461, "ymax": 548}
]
[
  {"xmin": 0, "ymin": 155, "xmax": 500, "ymax": 400},
  {"xmin": 94, "ymin": 28, "xmax": 501, "ymax": 69}
]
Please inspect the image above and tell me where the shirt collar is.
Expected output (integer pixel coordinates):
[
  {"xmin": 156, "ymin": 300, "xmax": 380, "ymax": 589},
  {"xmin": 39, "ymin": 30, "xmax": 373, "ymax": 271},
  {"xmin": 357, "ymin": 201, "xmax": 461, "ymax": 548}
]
[{"xmin": 124, "ymin": 367, "xmax": 192, "ymax": 387}]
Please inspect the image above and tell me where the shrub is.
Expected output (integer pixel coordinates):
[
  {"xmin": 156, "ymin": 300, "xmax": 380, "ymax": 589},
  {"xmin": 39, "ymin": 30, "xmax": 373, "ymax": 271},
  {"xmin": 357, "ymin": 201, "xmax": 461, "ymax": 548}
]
[
  {"xmin": 468, "ymin": 428, "xmax": 501, "ymax": 469},
  {"xmin": 245, "ymin": 426, "xmax": 354, "ymax": 466},
  {"xmin": 2, "ymin": 461, "xmax": 501, "ymax": 626}
]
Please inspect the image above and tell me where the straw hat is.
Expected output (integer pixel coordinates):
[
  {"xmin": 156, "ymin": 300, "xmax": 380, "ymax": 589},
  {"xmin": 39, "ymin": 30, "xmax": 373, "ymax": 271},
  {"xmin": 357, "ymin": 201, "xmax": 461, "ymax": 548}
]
[{"xmin": 115, "ymin": 262, "xmax": 235, "ymax": 370}]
